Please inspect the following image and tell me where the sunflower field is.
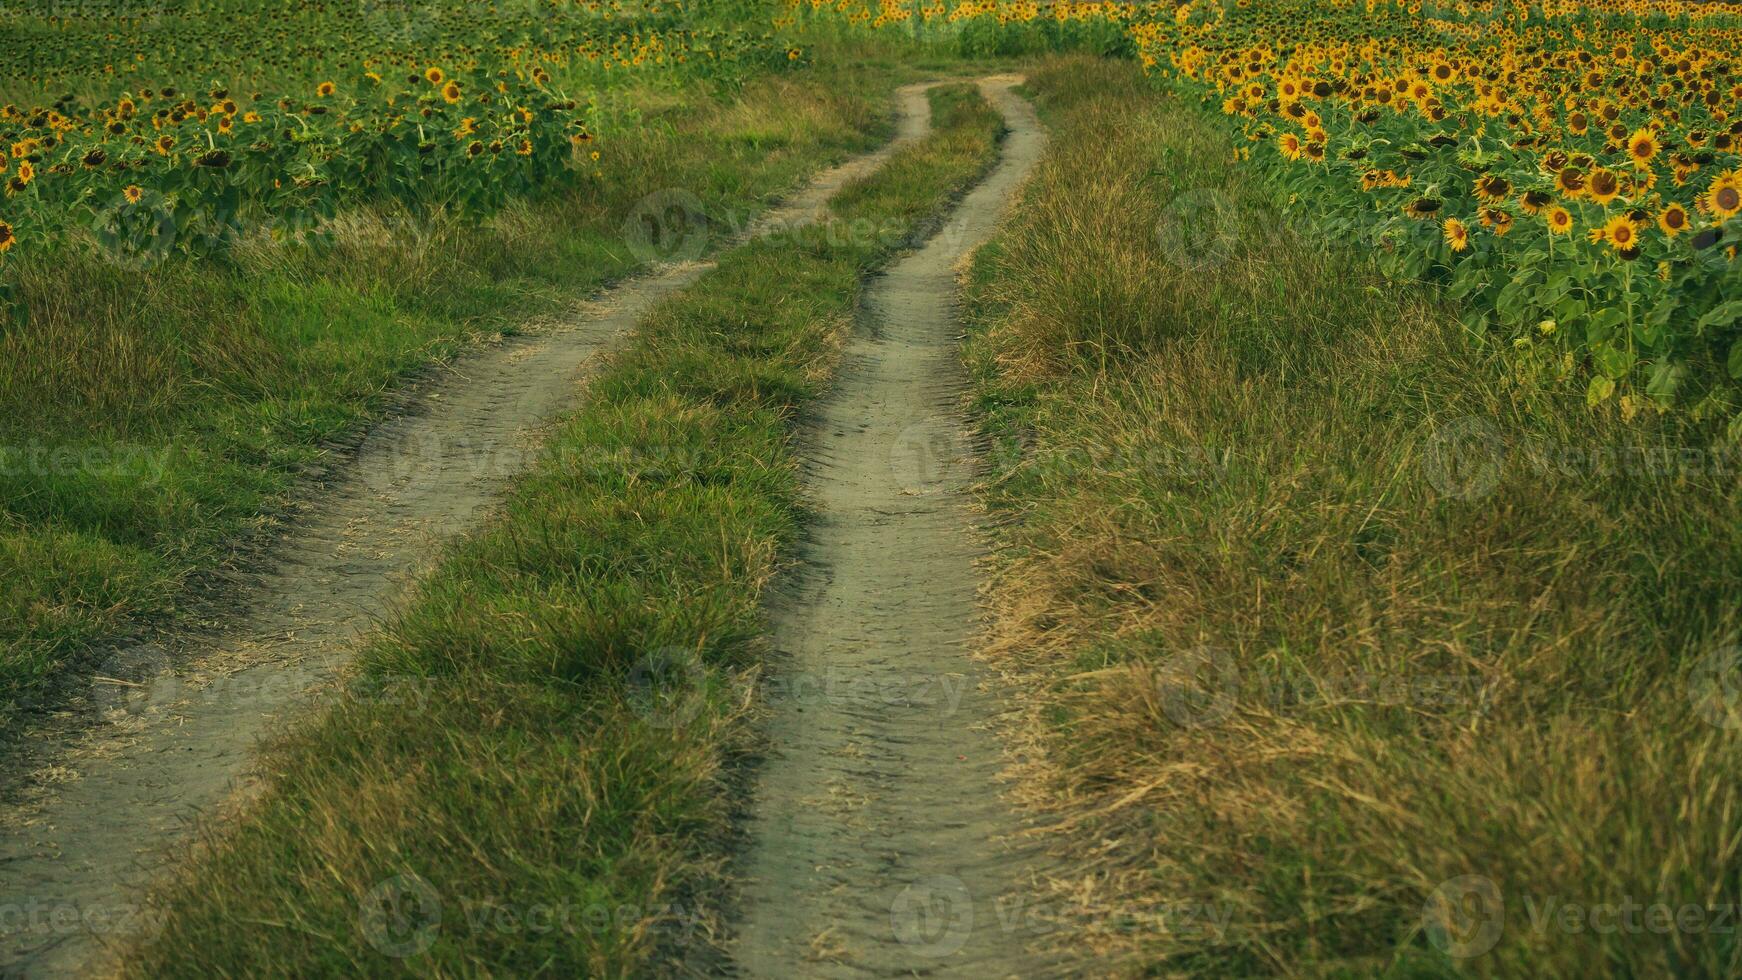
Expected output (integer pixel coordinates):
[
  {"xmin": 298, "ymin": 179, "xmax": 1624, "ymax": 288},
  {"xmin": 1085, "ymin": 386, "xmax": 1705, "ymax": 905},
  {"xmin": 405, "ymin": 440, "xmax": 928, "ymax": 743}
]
[
  {"xmin": 806, "ymin": 0, "xmax": 1742, "ymax": 426},
  {"xmin": 0, "ymin": 0, "xmax": 798, "ymax": 276}
]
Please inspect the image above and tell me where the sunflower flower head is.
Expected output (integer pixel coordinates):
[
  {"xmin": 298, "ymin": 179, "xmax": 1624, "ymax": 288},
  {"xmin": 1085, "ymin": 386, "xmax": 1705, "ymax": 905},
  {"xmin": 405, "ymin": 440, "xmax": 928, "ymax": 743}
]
[
  {"xmin": 1659, "ymin": 203, "xmax": 1690, "ymax": 237},
  {"xmin": 1627, "ymin": 127, "xmax": 1660, "ymax": 168},
  {"xmin": 1443, "ymin": 217, "xmax": 1471, "ymax": 252}
]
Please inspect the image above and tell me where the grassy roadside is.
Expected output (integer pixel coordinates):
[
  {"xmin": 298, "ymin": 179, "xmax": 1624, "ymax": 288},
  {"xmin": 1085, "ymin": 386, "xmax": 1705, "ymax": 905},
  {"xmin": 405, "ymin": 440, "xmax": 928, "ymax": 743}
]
[
  {"xmin": 124, "ymin": 84, "xmax": 1005, "ymax": 976},
  {"xmin": 964, "ymin": 56, "xmax": 1742, "ymax": 976},
  {"xmin": 0, "ymin": 59, "xmax": 900, "ymax": 740}
]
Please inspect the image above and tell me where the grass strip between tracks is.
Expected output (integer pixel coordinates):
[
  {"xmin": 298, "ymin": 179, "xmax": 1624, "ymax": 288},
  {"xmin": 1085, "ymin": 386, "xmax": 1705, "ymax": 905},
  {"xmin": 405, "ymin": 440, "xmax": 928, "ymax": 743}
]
[{"xmin": 125, "ymin": 82, "xmax": 1004, "ymax": 977}]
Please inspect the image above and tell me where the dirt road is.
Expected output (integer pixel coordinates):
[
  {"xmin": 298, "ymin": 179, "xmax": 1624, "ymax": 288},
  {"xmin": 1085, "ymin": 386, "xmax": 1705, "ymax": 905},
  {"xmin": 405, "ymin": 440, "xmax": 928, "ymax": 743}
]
[
  {"xmin": 728, "ymin": 77, "xmax": 1059, "ymax": 978},
  {"xmin": 0, "ymin": 87, "xmax": 938, "ymax": 978}
]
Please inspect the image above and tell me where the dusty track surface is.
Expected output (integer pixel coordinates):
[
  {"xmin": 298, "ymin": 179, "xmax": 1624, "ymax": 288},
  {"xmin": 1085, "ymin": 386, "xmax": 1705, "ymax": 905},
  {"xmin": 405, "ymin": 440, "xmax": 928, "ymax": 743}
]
[
  {"xmin": 727, "ymin": 78, "xmax": 1056, "ymax": 978},
  {"xmin": 0, "ymin": 87, "xmax": 937, "ymax": 979}
]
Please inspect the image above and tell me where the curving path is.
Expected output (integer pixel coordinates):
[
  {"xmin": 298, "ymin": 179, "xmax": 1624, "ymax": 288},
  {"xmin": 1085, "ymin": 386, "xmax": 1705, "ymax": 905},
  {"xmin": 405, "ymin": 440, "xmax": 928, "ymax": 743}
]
[
  {"xmin": 0, "ymin": 85, "xmax": 941, "ymax": 979},
  {"xmin": 728, "ymin": 77, "xmax": 1062, "ymax": 978}
]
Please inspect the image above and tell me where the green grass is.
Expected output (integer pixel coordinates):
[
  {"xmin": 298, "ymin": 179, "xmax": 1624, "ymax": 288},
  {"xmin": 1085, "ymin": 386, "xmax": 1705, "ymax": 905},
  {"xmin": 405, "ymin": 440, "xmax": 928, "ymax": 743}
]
[
  {"xmin": 962, "ymin": 55, "xmax": 1742, "ymax": 977},
  {"xmin": 123, "ymin": 83, "xmax": 1005, "ymax": 976},
  {"xmin": 0, "ymin": 61, "xmax": 900, "ymax": 739}
]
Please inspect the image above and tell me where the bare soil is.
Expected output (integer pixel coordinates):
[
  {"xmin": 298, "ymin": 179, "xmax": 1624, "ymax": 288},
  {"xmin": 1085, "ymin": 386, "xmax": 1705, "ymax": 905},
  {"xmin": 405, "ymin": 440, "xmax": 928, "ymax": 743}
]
[{"xmin": 726, "ymin": 77, "xmax": 1061, "ymax": 978}]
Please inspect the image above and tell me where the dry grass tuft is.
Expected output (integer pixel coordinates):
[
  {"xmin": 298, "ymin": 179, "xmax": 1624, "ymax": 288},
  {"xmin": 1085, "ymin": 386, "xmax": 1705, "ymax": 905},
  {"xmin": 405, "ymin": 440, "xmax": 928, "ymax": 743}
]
[{"xmin": 968, "ymin": 54, "xmax": 1742, "ymax": 977}]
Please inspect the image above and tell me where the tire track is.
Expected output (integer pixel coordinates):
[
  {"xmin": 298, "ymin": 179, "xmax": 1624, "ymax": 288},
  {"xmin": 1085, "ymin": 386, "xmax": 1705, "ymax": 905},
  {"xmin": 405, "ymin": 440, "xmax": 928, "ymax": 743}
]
[
  {"xmin": 0, "ymin": 86, "xmax": 939, "ymax": 979},
  {"xmin": 727, "ymin": 77, "xmax": 1058, "ymax": 978}
]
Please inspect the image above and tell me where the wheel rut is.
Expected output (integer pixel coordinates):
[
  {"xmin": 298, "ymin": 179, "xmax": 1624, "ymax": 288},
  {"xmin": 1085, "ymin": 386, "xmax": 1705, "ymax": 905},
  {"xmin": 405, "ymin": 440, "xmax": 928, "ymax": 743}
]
[
  {"xmin": 0, "ymin": 85, "xmax": 939, "ymax": 979},
  {"xmin": 727, "ymin": 77, "xmax": 1058, "ymax": 978}
]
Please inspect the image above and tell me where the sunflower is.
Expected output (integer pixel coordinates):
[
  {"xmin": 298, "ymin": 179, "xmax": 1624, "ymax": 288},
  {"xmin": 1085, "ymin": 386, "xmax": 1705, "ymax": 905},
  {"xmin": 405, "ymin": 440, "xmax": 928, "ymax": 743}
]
[
  {"xmin": 15, "ymin": 160, "xmax": 32, "ymax": 185},
  {"xmin": 123, "ymin": 184, "xmax": 143, "ymax": 204},
  {"xmin": 1659, "ymin": 202, "xmax": 1690, "ymax": 236},
  {"xmin": 1546, "ymin": 205, "xmax": 1574, "ymax": 234},
  {"xmin": 425, "ymin": 67, "xmax": 445, "ymax": 85},
  {"xmin": 1404, "ymin": 197, "xmax": 1442, "ymax": 219},
  {"xmin": 442, "ymin": 81, "xmax": 463, "ymax": 104},
  {"xmin": 1591, "ymin": 214, "xmax": 1642, "ymax": 251},
  {"xmin": 1303, "ymin": 141, "xmax": 1326, "ymax": 163},
  {"xmin": 1707, "ymin": 177, "xmax": 1742, "ymax": 218},
  {"xmin": 1586, "ymin": 167, "xmax": 1622, "ymax": 204},
  {"xmin": 516, "ymin": 138, "xmax": 533, "ymax": 156},
  {"xmin": 154, "ymin": 134, "xmax": 175, "ymax": 155},
  {"xmin": 1474, "ymin": 174, "xmax": 1512, "ymax": 203},
  {"xmin": 1443, "ymin": 217, "xmax": 1471, "ymax": 252},
  {"xmin": 1519, "ymin": 190, "xmax": 1553, "ymax": 214},
  {"xmin": 1480, "ymin": 207, "xmax": 1515, "ymax": 236},
  {"xmin": 0, "ymin": 219, "xmax": 13, "ymax": 253},
  {"xmin": 316, "ymin": 81, "xmax": 336, "ymax": 98},
  {"xmin": 1555, "ymin": 166, "xmax": 1586, "ymax": 197},
  {"xmin": 1626, "ymin": 128, "xmax": 1660, "ymax": 168},
  {"xmin": 1278, "ymin": 132, "xmax": 1303, "ymax": 161}
]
